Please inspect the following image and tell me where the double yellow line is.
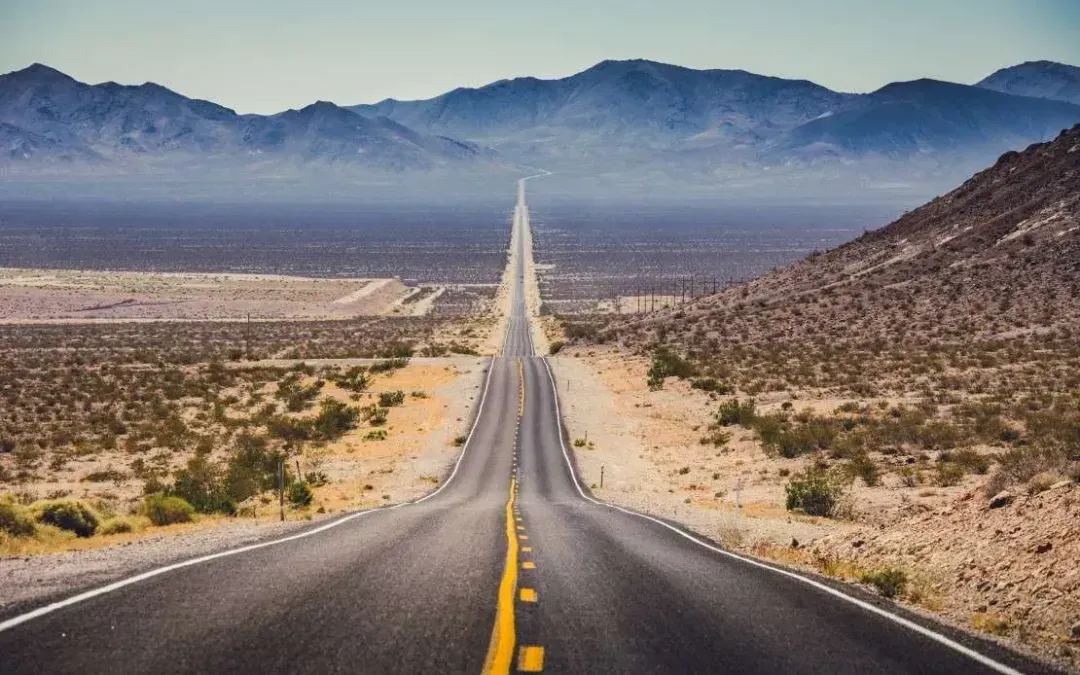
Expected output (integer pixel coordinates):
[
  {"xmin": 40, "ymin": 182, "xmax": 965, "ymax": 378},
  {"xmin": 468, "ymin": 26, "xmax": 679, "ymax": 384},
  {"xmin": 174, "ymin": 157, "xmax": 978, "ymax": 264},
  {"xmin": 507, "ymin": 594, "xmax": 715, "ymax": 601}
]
[
  {"xmin": 482, "ymin": 478, "xmax": 520, "ymax": 674},
  {"xmin": 482, "ymin": 359, "xmax": 529, "ymax": 674}
]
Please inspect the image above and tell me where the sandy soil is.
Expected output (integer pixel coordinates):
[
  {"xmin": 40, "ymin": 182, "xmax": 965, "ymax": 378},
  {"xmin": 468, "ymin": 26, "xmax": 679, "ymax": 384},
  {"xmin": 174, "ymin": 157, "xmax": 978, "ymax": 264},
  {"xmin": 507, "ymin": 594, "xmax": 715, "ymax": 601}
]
[
  {"xmin": 0, "ymin": 356, "xmax": 488, "ymax": 610},
  {"xmin": 0, "ymin": 268, "xmax": 429, "ymax": 322},
  {"xmin": 552, "ymin": 346, "xmax": 1080, "ymax": 670},
  {"xmin": 302, "ymin": 357, "xmax": 487, "ymax": 512},
  {"xmin": 549, "ymin": 350, "xmax": 845, "ymax": 550}
]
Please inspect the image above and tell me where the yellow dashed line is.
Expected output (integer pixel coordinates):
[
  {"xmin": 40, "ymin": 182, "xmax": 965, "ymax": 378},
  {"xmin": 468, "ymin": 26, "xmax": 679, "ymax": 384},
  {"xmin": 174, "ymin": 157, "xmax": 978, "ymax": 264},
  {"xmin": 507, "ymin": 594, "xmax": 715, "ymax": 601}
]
[
  {"xmin": 518, "ymin": 646, "xmax": 545, "ymax": 672},
  {"xmin": 522, "ymin": 561, "xmax": 536, "ymax": 570},
  {"xmin": 522, "ymin": 546, "xmax": 532, "ymax": 553},
  {"xmin": 520, "ymin": 588, "xmax": 538, "ymax": 602}
]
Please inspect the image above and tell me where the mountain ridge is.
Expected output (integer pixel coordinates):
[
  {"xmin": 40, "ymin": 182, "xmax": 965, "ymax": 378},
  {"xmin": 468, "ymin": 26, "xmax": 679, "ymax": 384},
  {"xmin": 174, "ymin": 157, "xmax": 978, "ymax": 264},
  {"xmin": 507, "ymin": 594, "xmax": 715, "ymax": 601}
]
[{"xmin": 0, "ymin": 63, "xmax": 494, "ymax": 171}]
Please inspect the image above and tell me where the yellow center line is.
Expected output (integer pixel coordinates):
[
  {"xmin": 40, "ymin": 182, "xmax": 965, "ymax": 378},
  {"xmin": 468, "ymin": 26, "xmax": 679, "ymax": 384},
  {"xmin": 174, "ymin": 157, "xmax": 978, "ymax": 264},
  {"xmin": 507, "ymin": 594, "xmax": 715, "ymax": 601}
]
[{"xmin": 481, "ymin": 478, "xmax": 520, "ymax": 675}]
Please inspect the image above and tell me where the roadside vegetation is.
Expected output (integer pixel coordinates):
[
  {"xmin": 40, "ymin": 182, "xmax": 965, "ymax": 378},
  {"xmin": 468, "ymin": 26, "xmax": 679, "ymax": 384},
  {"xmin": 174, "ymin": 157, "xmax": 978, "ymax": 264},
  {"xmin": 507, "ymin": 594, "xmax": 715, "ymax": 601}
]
[{"xmin": 0, "ymin": 313, "xmax": 463, "ymax": 555}]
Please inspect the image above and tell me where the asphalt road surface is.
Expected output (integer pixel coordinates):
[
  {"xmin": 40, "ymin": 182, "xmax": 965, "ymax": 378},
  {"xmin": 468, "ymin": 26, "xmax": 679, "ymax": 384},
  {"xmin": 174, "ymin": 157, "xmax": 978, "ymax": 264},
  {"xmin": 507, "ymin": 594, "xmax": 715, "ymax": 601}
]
[{"xmin": 0, "ymin": 181, "xmax": 1059, "ymax": 675}]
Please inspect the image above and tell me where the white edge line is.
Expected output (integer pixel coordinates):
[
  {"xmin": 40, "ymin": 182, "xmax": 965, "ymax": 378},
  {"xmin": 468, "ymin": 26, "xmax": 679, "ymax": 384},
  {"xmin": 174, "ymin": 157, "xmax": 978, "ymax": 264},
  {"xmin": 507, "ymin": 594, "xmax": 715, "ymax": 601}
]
[
  {"xmin": 538, "ymin": 356, "xmax": 1025, "ymax": 675},
  {"xmin": 0, "ymin": 356, "xmax": 499, "ymax": 633}
]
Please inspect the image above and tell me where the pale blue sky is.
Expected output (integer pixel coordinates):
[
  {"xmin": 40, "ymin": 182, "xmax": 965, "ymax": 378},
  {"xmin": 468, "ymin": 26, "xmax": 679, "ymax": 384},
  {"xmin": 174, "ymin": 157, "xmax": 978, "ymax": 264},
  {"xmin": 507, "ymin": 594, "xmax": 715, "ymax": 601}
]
[{"xmin": 3, "ymin": 0, "xmax": 1078, "ymax": 114}]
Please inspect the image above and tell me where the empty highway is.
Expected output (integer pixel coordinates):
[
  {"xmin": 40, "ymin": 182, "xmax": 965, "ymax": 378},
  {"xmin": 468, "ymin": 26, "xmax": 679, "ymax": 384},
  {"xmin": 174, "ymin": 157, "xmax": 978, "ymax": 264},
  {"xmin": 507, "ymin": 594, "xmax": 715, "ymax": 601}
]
[{"xmin": 0, "ymin": 181, "xmax": 1058, "ymax": 675}]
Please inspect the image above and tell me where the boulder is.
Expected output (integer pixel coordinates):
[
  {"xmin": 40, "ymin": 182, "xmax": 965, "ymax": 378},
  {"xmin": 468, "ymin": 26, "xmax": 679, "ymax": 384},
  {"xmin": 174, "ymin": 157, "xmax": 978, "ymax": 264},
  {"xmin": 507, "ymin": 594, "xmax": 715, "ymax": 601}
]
[{"xmin": 988, "ymin": 491, "xmax": 1013, "ymax": 509}]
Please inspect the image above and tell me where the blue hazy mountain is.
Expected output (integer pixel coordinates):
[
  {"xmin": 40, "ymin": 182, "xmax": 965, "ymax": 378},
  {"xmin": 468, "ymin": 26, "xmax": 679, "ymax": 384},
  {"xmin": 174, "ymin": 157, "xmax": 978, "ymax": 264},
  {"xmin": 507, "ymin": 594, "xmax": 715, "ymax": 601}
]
[
  {"xmin": 4, "ymin": 60, "xmax": 1080, "ymax": 202},
  {"xmin": 352, "ymin": 60, "xmax": 1080, "ymax": 163},
  {"xmin": 977, "ymin": 61, "xmax": 1080, "ymax": 106},
  {"xmin": 0, "ymin": 64, "xmax": 490, "ymax": 170},
  {"xmin": 779, "ymin": 78, "xmax": 1080, "ymax": 157}
]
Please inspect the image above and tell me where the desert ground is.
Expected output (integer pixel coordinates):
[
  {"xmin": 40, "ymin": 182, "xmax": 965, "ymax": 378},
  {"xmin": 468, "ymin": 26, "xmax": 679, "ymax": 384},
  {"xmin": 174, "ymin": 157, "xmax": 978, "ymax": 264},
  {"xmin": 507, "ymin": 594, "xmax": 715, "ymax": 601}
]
[
  {"xmin": 0, "ymin": 267, "xmax": 474, "ymax": 322},
  {"xmin": 552, "ymin": 343, "xmax": 1079, "ymax": 670},
  {"xmin": 0, "ymin": 257, "xmax": 508, "ymax": 610}
]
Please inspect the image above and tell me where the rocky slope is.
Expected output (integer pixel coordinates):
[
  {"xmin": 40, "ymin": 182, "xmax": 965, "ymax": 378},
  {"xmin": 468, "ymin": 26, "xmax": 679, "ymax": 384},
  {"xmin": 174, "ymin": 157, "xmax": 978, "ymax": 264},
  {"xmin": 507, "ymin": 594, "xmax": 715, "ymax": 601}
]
[{"xmin": 612, "ymin": 123, "xmax": 1080, "ymax": 348}]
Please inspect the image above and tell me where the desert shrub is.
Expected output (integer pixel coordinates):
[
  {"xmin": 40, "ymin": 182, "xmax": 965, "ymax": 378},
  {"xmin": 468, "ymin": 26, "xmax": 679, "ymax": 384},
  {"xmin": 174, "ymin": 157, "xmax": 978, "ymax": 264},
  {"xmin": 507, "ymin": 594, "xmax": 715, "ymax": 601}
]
[
  {"xmin": 563, "ymin": 323, "xmax": 597, "ymax": 341},
  {"xmin": 647, "ymin": 347, "xmax": 696, "ymax": 389},
  {"xmin": 935, "ymin": 462, "xmax": 965, "ymax": 487},
  {"xmin": 378, "ymin": 391, "xmax": 406, "ymax": 408},
  {"xmin": 950, "ymin": 449, "xmax": 991, "ymax": 475},
  {"xmin": 452, "ymin": 434, "xmax": 467, "ymax": 447},
  {"xmin": 334, "ymin": 366, "xmax": 369, "ymax": 393},
  {"xmin": 762, "ymin": 416, "xmax": 841, "ymax": 458},
  {"xmin": 0, "ymin": 502, "xmax": 36, "ymax": 538},
  {"xmin": 34, "ymin": 500, "xmax": 99, "ymax": 537},
  {"xmin": 364, "ymin": 429, "xmax": 388, "ymax": 441},
  {"xmin": 848, "ymin": 454, "xmax": 880, "ymax": 487},
  {"xmin": 988, "ymin": 444, "xmax": 1072, "ymax": 494},
  {"xmin": 99, "ymin": 516, "xmax": 141, "ymax": 535},
  {"xmin": 691, "ymin": 378, "xmax": 732, "ymax": 394},
  {"xmin": 549, "ymin": 341, "xmax": 564, "ymax": 355},
  {"xmin": 368, "ymin": 358, "xmax": 409, "ymax": 374},
  {"xmin": 898, "ymin": 466, "xmax": 921, "ymax": 487},
  {"xmin": 716, "ymin": 398, "xmax": 757, "ymax": 427},
  {"xmin": 367, "ymin": 407, "xmax": 389, "ymax": 427},
  {"xmin": 312, "ymin": 399, "xmax": 361, "ymax": 441},
  {"xmin": 699, "ymin": 429, "xmax": 731, "ymax": 447},
  {"xmin": 143, "ymin": 495, "xmax": 195, "ymax": 526},
  {"xmin": 304, "ymin": 471, "xmax": 330, "ymax": 487},
  {"xmin": 785, "ymin": 465, "xmax": 846, "ymax": 517},
  {"xmin": 171, "ymin": 450, "xmax": 236, "ymax": 515},
  {"xmin": 861, "ymin": 568, "xmax": 908, "ymax": 599},
  {"xmin": 225, "ymin": 433, "xmax": 280, "ymax": 502},
  {"xmin": 288, "ymin": 481, "xmax": 313, "ymax": 507},
  {"xmin": 275, "ymin": 373, "xmax": 324, "ymax": 412}
]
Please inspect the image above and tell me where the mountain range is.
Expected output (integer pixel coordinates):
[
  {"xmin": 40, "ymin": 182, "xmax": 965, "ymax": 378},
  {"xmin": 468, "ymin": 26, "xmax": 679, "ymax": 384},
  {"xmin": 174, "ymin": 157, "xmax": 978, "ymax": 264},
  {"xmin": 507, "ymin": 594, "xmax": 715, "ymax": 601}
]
[
  {"xmin": 2, "ymin": 59, "xmax": 1080, "ymax": 198},
  {"xmin": 0, "ymin": 64, "xmax": 490, "ymax": 171}
]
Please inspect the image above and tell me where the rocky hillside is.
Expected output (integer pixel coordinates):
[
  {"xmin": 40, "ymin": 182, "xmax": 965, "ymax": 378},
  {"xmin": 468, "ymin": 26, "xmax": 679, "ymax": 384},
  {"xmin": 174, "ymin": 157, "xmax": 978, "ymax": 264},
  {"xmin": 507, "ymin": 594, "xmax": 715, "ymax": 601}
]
[{"xmin": 612, "ymin": 123, "xmax": 1080, "ymax": 349}]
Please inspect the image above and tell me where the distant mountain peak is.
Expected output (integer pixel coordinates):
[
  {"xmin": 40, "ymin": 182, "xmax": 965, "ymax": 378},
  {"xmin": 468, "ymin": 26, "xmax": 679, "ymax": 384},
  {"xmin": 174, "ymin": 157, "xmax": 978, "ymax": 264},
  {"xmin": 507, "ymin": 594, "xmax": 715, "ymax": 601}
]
[
  {"xmin": 5, "ymin": 62, "xmax": 76, "ymax": 83},
  {"xmin": 977, "ymin": 61, "xmax": 1080, "ymax": 105}
]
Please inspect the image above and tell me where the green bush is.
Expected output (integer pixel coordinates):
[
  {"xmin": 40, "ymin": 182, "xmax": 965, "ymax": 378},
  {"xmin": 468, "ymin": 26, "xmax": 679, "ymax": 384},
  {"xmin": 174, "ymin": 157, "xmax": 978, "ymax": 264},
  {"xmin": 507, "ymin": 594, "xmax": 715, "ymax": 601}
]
[
  {"xmin": 35, "ymin": 500, "xmax": 100, "ymax": 538},
  {"xmin": 143, "ymin": 495, "xmax": 195, "ymax": 526},
  {"xmin": 717, "ymin": 398, "xmax": 757, "ymax": 427},
  {"xmin": 935, "ymin": 462, "xmax": 965, "ymax": 487},
  {"xmin": 647, "ymin": 347, "xmax": 696, "ymax": 389},
  {"xmin": 785, "ymin": 465, "xmax": 846, "ymax": 517},
  {"xmin": 690, "ymin": 378, "xmax": 732, "ymax": 394},
  {"xmin": 861, "ymin": 568, "xmax": 908, "ymax": 599},
  {"xmin": 0, "ymin": 502, "xmax": 36, "ymax": 538},
  {"xmin": 848, "ymin": 454, "xmax": 880, "ymax": 487},
  {"xmin": 378, "ymin": 390, "xmax": 406, "ymax": 408},
  {"xmin": 549, "ymin": 341, "xmax": 564, "ymax": 355},
  {"xmin": 334, "ymin": 366, "xmax": 369, "ymax": 393},
  {"xmin": 288, "ymin": 481, "xmax": 314, "ymax": 507},
  {"xmin": 312, "ymin": 399, "xmax": 361, "ymax": 440},
  {"xmin": 368, "ymin": 358, "xmax": 409, "ymax": 374},
  {"xmin": 171, "ymin": 451, "xmax": 236, "ymax": 515}
]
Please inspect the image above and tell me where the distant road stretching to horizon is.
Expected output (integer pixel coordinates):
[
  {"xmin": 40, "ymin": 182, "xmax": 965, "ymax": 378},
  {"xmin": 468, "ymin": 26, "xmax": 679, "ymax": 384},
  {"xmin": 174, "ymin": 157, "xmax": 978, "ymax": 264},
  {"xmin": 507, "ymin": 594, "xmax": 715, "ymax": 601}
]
[{"xmin": 0, "ymin": 180, "xmax": 1060, "ymax": 675}]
